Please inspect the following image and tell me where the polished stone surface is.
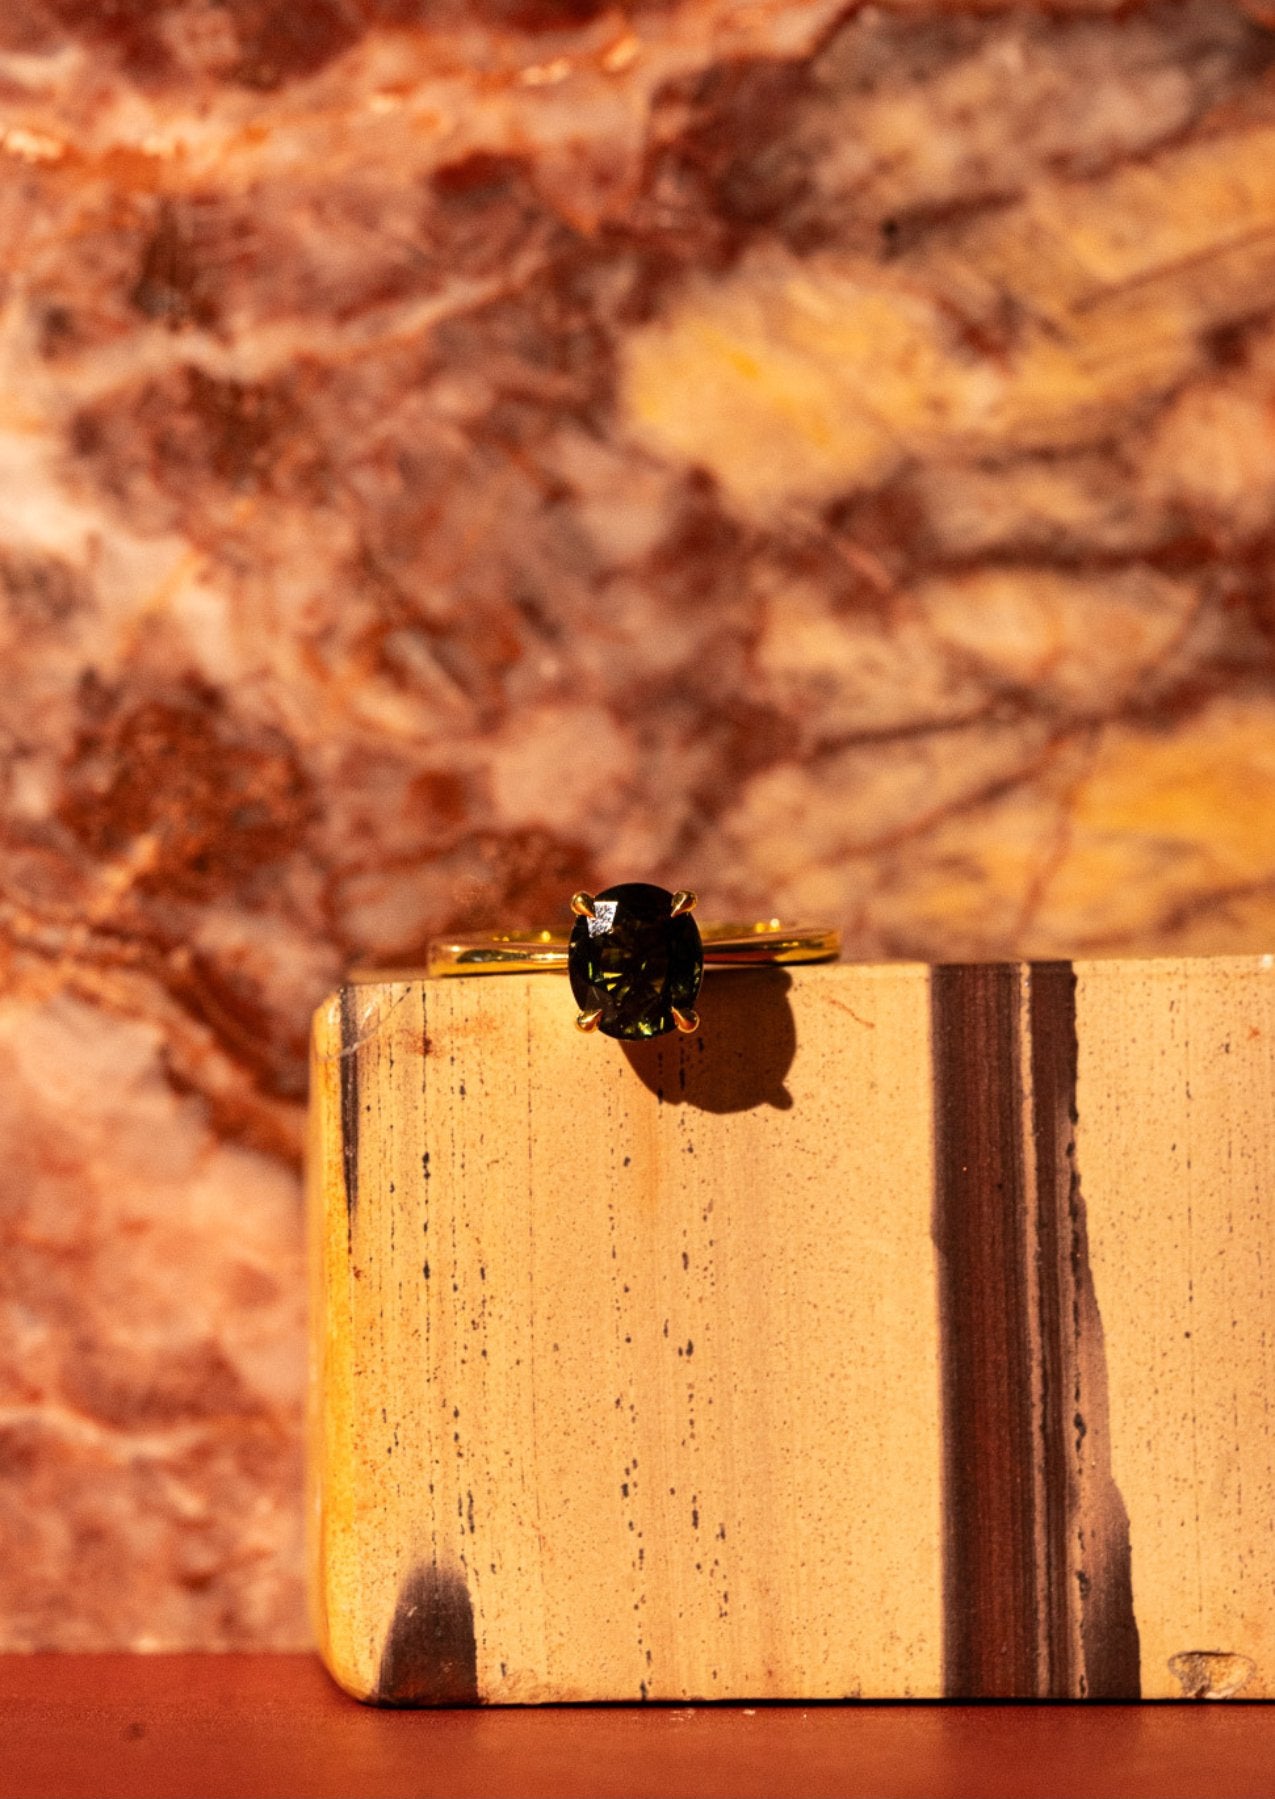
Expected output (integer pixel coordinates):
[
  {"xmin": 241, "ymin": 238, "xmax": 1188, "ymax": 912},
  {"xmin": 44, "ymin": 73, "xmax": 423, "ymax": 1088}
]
[{"xmin": 1, "ymin": 0, "xmax": 1274, "ymax": 1647}]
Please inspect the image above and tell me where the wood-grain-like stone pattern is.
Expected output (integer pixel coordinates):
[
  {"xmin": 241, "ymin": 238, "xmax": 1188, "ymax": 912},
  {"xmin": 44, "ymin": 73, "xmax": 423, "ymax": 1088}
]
[
  {"xmin": 313, "ymin": 965, "xmax": 946, "ymax": 1701},
  {"xmin": 311, "ymin": 960, "xmax": 1275, "ymax": 1700},
  {"xmin": 3, "ymin": 0, "xmax": 1275, "ymax": 1646}
]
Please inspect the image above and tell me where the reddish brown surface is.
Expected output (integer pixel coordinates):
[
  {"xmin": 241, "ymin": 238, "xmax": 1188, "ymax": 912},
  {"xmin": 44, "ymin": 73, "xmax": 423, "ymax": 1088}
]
[{"xmin": 0, "ymin": 1655, "xmax": 1272, "ymax": 1799}]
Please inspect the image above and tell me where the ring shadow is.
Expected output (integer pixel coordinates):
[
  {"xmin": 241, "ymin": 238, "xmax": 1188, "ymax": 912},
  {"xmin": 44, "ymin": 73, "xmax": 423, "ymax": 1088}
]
[{"xmin": 619, "ymin": 968, "xmax": 796, "ymax": 1114}]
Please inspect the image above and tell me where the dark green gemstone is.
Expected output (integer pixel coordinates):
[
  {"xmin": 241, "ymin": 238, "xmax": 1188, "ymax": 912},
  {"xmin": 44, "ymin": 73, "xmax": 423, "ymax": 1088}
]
[{"xmin": 567, "ymin": 882, "xmax": 703, "ymax": 1040}]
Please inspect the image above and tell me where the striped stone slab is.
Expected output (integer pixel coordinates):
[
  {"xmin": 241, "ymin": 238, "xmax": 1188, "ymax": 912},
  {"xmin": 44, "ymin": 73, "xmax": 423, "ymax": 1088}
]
[{"xmin": 309, "ymin": 958, "xmax": 1275, "ymax": 1703}]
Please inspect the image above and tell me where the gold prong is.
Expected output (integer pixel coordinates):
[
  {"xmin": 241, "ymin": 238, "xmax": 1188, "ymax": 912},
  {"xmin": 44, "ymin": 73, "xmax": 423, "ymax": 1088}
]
[
  {"xmin": 575, "ymin": 1007, "xmax": 604, "ymax": 1033},
  {"xmin": 570, "ymin": 891, "xmax": 597, "ymax": 918},
  {"xmin": 671, "ymin": 1006, "xmax": 699, "ymax": 1034},
  {"xmin": 670, "ymin": 890, "xmax": 697, "ymax": 916}
]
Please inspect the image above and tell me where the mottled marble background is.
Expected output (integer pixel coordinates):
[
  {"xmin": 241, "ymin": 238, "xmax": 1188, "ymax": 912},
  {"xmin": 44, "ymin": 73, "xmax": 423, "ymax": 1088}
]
[{"xmin": 2, "ymin": 0, "xmax": 1275, "ymax": 1649}]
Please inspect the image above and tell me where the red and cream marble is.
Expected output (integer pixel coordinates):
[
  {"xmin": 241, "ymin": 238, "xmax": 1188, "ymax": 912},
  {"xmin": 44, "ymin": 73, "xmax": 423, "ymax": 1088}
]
[{"xmin": 2, "ymin": 0, "xmax": 1275, "ymax": 1646}]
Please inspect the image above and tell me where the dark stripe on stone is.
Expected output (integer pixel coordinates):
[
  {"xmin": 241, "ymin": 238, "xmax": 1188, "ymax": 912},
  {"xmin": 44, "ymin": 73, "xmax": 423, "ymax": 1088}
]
[
  {"xmin": 1028, "ymin": 960, "xmax": 1081, "ymax": 1698},
  {"xmin": 931, "ymin": 963, "xmax": 1038, "ymax": 1698},
  {"xmin": 1030, "ymin": 965, "xmax": 1140, "ymax": 1698},
  {"xmin": 339, "ymin": 985, "xmax": 360, "ymax": 1239},
  {"xmin": 933, "ymin": 961, "xmax": 1141, "ymax": 1698},
  {"xmin": 375, "ymin": 1563, "xmax": 479, "ymax": 1705}
]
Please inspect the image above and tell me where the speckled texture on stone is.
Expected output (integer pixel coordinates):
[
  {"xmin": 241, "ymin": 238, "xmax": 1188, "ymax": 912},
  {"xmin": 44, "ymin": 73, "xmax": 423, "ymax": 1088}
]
[{"xmin": 2, "ymin": 0, "xmax": 1275, "ymax": 1647}]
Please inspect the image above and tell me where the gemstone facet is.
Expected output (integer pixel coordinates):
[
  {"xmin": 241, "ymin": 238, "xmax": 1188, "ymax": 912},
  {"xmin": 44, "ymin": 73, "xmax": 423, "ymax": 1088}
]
[{"xmin": 567, "ymin": 882, "xmax": 703, "ymax": 1040}]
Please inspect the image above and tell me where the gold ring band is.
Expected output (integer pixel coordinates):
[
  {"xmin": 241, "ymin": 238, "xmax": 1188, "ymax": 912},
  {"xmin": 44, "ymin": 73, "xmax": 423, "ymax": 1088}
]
[{"xmin": 426, "ymin": 919, "xmax": 841, "ymax": 978}]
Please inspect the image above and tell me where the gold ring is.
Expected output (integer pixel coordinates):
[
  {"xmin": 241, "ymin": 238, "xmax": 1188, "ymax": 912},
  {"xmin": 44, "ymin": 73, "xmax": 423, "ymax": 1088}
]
[{"xmin": 427, "ymin": 882, "xmax": 840, "ymax": 1040}]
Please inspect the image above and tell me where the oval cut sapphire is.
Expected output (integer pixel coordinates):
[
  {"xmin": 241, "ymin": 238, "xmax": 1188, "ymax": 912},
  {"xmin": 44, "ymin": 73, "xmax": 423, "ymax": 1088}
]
[{"xmin": 567, "ymin": 882, "xmax": 703, "ymax": 1040}]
